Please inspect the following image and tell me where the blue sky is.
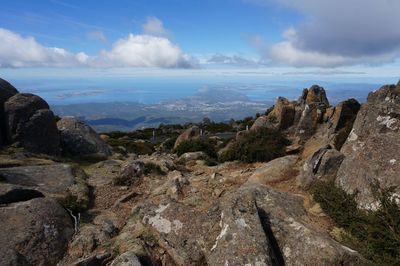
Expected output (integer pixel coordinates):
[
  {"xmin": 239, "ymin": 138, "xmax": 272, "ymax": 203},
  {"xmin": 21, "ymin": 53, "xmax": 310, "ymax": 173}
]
[{"xmin": 0, "ymin": 0, "xmax": 399, "ymax": 83}]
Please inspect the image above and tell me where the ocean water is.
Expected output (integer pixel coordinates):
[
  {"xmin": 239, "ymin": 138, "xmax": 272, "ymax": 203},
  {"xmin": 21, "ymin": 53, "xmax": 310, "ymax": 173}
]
[{"xmin": 7, "ymin": 76, "xmax": 386, "ymax": 106}]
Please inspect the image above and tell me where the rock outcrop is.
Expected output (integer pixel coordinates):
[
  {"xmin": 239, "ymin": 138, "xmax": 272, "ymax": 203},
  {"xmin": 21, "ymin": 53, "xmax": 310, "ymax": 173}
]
[
  {"xmin": 336, "ymin": 83, "xmax": 400, "ymax": 209},
  {"xmin": 0, "ymin": 78, "xmax": 19, "ymax": 145},
  {"xmin": 0, "ymin": 164, "xmax": 89, "ymax": 210},
  {"xmin": 0, "ymin": 198, "xmax": 74, "ymax": 265},
  {"xmin": 173, "ymin": 126, "xmax": 200, "ymax": 148},
  {"xmin": 57, "ymin": 117, "xmax": 112, "ymax": 157},
  {"xmin": 298, "ymin": 146, "xmax": 345, "ymax": 189},
  {"xmin": 4, "ymin": 93, "xmax": 60, "ymax": 155}
]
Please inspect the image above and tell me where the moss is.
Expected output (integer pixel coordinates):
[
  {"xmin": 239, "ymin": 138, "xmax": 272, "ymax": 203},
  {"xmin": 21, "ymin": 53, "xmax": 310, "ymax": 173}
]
[
  {"xmin": 174, "ymin": 138, "xmax": 218, "ymax": 159},
  {"xmin": 311, "ymin": 179, "xmax": 400, "ymax": 265},
  {"xmin": 219, "ymin": 127, "xmax": 290, "ymax": 163}
]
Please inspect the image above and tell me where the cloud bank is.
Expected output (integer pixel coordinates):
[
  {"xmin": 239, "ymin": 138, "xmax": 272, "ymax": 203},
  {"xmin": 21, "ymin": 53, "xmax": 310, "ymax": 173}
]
[
  {"xmin": 0, "ymin": 19, "xmax": 195, "ymax": 69},
  {"xmin": 249, "ymin": 0, "xmax": 400, "ymax": 67}
]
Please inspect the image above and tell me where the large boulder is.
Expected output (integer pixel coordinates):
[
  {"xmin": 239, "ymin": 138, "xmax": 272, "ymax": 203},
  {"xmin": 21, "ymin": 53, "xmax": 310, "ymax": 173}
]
[
  {"xmin": 0, "ymin": 197, "xmax": 74, "ymax": 265},
  {"xmin": 298, "ymin": 146, "xmax": 345, "ymax": 189},
  {"xmin": 269, "ymin": 97, "xmax": 296, "ymax": 130},
  {"xmin": 336, "ymin": 83, "xmax": 400, "ymax": 209},
  {"xmin": 173, "ymin": 126, "xmax": 200, "ymax": 149},
  {"xmin": 328, "ymin": 99, "xmax": 361, "ymax": 133},
  {"xmin": 4, "ymin": 93, "xmax": 60, "ymax": 155},
  {"xmin": 57, "ymin": 117, "xmax": 112, "ymax": 157},
  {"xmin": 0, "ymin": 78, "xmax": 19, "ymax": 145},
  {"xmin": 305, "ymin": 85, "xmax": 330, "ymax": 106},
  {"xmin": 248, "ymin": 155, "xmax": 299, "ymax": 185},
  {"xmin": 0, "ymin": 164, "xmax": 89, "ymax": 210}
]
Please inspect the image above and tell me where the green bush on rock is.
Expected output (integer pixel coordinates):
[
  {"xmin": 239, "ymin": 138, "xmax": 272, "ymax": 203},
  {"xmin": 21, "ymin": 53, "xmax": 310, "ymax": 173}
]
[
  {"xmin": 219, "ymin": 127, "xmax": 290, "ymax": 163},
  {"xmin": 174, "ymin": 138, "xmax": 218, "ymax": 159}
]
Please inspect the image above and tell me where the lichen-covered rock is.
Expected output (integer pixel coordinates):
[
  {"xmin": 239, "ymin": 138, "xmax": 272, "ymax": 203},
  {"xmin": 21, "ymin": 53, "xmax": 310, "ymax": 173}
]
[
  {"xmin": 57, "ymin": 117, "xmax": 112, "ymax": 157},
  {"xmin": 298, "ymin": 146, "xmax": 345, "ymax": 189},
  {"xmin": 328, "ymin": 99, "xmax": 361, "ymax": 133},
  {"xmin": 337, "ymin": 83, "xmax": 400, "ymax": 209},
  {"xmin": 174, "ymin": 126, "xmax": 200, "ymax": 148},
  {"xmin": 269, "ymin": 97, "xmax": 296, "ymax": 130},
  {"xmin": 4, "ymin": 93, "xmax": 60, "ymax": 155},
  {"xmin": 0, "ymin": 164, "xmax": 89, "ymax": 210},
  {"xmin": 110, "ymin": 251, "xmax": 142, "ymax": 266},
  {"xmin": 113, "ymin": 161, "xmax": 145, "ymax": 186},
  {"xmin": 248, "ymin": 155, "xmax": 299, "ymax": 185},
  {"xmin": 305, "ymin": 85, "xmax": 330, "ymax": 106},
  {"xmin": 177, "ymin": 151, "xmax": 208, "ymax": 164},
  {"xmin": 0, "ymin": 198, "xmax": 74, "ymax": 265}
]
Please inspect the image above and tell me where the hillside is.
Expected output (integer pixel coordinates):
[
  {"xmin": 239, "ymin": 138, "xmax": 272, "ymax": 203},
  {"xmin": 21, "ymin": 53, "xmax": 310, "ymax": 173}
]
[{"xmin": 0, "ymin": 78, "xmax": 399, "ymax": 265}]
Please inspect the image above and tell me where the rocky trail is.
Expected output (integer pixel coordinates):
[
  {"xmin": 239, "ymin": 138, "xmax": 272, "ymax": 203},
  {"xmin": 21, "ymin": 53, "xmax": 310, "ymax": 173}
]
[{"xmin": 0, "ymin": 77, "xmax": 399, "ymax": 265}]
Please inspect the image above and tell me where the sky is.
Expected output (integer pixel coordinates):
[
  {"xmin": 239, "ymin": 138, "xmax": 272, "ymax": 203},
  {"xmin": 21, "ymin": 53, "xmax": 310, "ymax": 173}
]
[{"xmin": 0, "ymin": 0, "xmax": 399, "ymax": 87}]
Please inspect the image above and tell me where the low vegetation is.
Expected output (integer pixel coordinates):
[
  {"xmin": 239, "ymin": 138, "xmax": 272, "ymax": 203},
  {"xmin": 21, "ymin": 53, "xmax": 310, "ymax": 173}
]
[
  {"xmin": 174, "ymin": 138, "xmax": 218, "ymax": 159},
  {"xmin": 108, "ymin": 138, "xmax": 155, "ymax": 155},
  {"xmin": 143, "ymin": 162, "xmax": 165, "ymax": 175},
  {"xmin": 219, "ymin": 127, "xmax": 290, "ymax": 163},
  {"xmin": 312, "ymin": 179, "xmax": 400, "ymax": 265}
]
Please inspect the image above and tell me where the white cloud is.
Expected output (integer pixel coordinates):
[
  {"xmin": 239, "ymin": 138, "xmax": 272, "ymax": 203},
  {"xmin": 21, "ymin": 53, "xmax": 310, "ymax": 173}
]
[
  {"xmin": 142, "ymin": 16, "xmax": 170, "ymax": 38},
  {"xmin": 0, "ymin": 27, "xmax": 195, "ymax": 69},
  {"xmin": 87, "ymin": 31, "xmax": 107, "ymax": 42},
  {"xmin": 0, "ymin": 28, "xmax": 88, "ymax": 67},
  {"xmin": 247, "ymin": 0, "xmax": 400, "ymax": 67},
  {"xmin": 92, "ymin": 34, "xmax": 196, "ymax": 68}
]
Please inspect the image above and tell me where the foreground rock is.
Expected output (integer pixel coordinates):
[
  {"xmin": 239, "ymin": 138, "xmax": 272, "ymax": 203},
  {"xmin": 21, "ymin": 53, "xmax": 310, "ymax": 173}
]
[
  {"xmin": 4, "ymin": 93, "xmax": 60, "ymax": 155},
  {"xmin": 0, "ymin": 164, "xmax": 89, "ymax": 210},
  {"xmin": 57, "ymin": 117, "xmax": 112, "ymax": 157},
  {"xmin": 0, "ymin": 198, "xmax": 74, "ymax": 265},
  {"xmin": 337, "ymin": 83, "xmax": 400, "ymax": 209},
  {"xmin": 248, "ymin": 155, "xmax": 299, "ymax": 185}
]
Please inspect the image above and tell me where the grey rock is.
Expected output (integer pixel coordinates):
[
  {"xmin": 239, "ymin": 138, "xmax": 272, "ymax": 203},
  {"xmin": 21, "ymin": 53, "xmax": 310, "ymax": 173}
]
[
  {"xmin": 298, "ymin": 146, "xmax": 345, "ymax": 189},
  {"xmin": 113, "ymin": 161, "xmax": 145, "ymax": 186},
  {"xmin": 0, "ymin": 198, "xmax": 74, "ymax": 265},
  {"xmin": 4, "ymin": 93, "xmax": 60, "ymax": 155},
  {"xmin": 0, "ymin": 78, "xmax": 19, "ymax": 145},
  {"xmin": 57, "ymin": 117, "xmax": 112, "ymax": 157},
  {"xmin": 0, "ymin": 164, "xmax": 89, "ymax": 210},
  {"xmin": 337, "ymin": 83, "xmax": 400, "ymax": 209},
  {"xmin": 110, "ymin": 251, "xmax": 142, "ymax": 266}
]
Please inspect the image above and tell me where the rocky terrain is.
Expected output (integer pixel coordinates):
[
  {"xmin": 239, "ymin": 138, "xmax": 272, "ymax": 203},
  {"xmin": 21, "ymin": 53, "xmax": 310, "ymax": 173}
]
[{"xmin": 0, "ymin": 77, "xmax": 399, "ymax": 265}]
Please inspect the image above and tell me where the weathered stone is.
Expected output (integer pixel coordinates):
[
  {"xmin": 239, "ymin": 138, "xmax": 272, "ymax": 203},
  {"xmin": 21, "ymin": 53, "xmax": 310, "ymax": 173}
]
[
  {"xmin": 0, "ymin": 198, "xmax": 74, "ymax": 265},
  {"xmin": 328, "ymin": 98, "xmax": 361, "ymax": 132},
  {"xmin": 110, "ymin": 251, "xmax": 142, "ymax": 266},
  {"xmin": 177, "ymin": 151, "xmax": 208, "ymax": 164},
  {"xmin": 337, "ymin": 83, "xmax": 400, "ymax": 209},
  {"xmin": 248, "ymin": 155, "xmax": 299, "ymax": 185},
  {"xmin": 243, "ymin": 184, "xmax": 366, "ymax": 266},
  {"xmin": 4, "ymin": 93, "xmax": 60, "ymax": 155},
  {"xmin": 0, "ymin": 164, "xmax": 89, "ymax": 210},
  {"xmin": 268, "ymin": 97, "xmax": 296, "ymax": 130},
  {"xmin": 0, "ymin": 183, "xmax": 44, "ymax": 204},
  {"xmin": 174, "ymin": 126, "xmax": 200, "ymax": 148},
  {"xmin": 57, "ymin": 117, "xmax": 112, "ymax": 156},
  {"xmin": 113, "ymin": 161, "xmax": 145, "ymax": 186},
  {"xmin": 250, "ymin": 115, "xmax": 271, "ymax": 131},
  {"xmin": 306, "ymin": 85, "xmax": 330, "ymax": 106},
  {"xmin": 298, "ymin": 146, "xmax": 345, "ymax": 189},
  {"xmin": 0, "ymin": 78, "xmax": 19, "ymax": 145}
]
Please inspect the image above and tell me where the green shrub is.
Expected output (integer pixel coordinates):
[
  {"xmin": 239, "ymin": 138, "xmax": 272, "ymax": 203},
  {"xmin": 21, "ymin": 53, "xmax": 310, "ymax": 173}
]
[
  {"xmin": 311, "ymin": 179, "xmax": 400, "ymax": 265},
  {"xmin": 175, "ymin": 138, "xmax": 217, "ymax": 159},
  {"xmin": 108, "ymin": 139, "xmax": 155, "ymax": 155},
  {"xmin": 161, "ymin": 136, "xmax": 178, "ymax": 152},
  {"xmin": 219, "ymin": 127, "xmax": 290, "ymax": 163},
  {"xmin": 204, "ymin": 122, "xmax": 234, "ymax": 133}
]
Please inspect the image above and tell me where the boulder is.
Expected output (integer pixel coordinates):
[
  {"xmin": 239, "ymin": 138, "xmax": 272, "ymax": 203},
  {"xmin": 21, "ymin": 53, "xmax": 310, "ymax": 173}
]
[
  {"xmin": 248, "ymin": 155, "xmax": 299, "ymax": 185},
  {"xmin": 4, "ymin": 93, "xmax": 60, "ymax": 155},
  {"xmin": 110, "ymin": 251, "xmax": 142, "ymax": 266},
  {"xmin": 0, "ymin": 198, "xmax": 74, "ymax": 265},
  {"xmin": 298, "ymin": 146, "xmax": 345, "ymax": 189},
  {"xmin": 305, "ymin": 85, "xmax": 330, "ymax": 106},
  {"xmin": 113, "ymin": 161, "xmax": 145, "ymax": 186},
  {"xmin": 250, "ymin": 115, "xmax": 270, "ymax": 131},
  {"xmin": 57, "ymin": 117, "xmax": 112, "ymax": 157},
  {"xmin": 328, "ymin": 98, "xmax": 361, "ymax": 133},
  {"xmin": 0, "ymin": 78, "xmax": 19, "ymax": 145},
  {"xmin": 177, "ymin": 151, "xmax": 208, "ymax": 164},
  {"xmin": 296, "ymin": 103, "xmax": 323, "ymax": 138},
  {"xmin": 174, "ymin": 126, "xmax": 200, "ymax": 148},
  {"xmin": 0, "ymin": 164, "xmax": 89, "ymax": 210},
  {"xmin": 336, "ymin": 83, "xmax": 400, "ymax": 209},
  {"xmin": 268, "ymin": 97, "xmax": 296, "ymax": 130}
]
